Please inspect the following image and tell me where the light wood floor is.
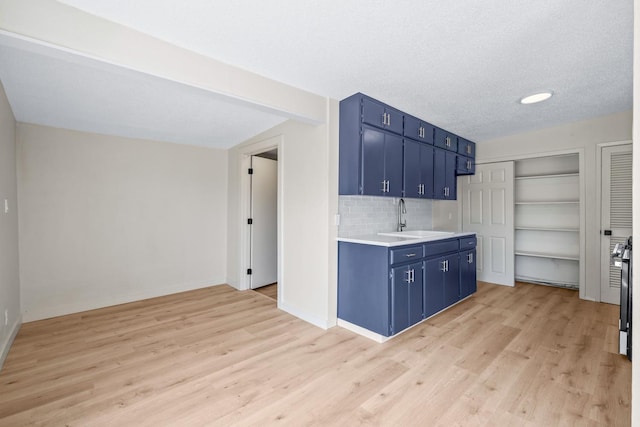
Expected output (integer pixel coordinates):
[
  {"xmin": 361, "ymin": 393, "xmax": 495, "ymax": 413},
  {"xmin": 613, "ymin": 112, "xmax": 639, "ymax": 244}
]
[
  {"xmin": 0, "ymin": 282, "xmax": 630, "ymax": 426},
  {"xmin": 253, "ymin": 283, "xmax": 277, "ymax": 301}
]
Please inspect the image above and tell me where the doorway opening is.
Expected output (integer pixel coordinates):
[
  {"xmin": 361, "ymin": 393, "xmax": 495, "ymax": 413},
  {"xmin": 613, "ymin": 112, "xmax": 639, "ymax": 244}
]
[{"xmin": 249, "ymin": 150, "xmax": 278, "ymax": 297}]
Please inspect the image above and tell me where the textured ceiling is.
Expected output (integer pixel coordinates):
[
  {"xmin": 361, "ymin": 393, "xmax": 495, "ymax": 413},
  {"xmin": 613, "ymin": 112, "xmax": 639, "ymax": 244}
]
[{"xmin": 1, "ymin": 1, "xmax": 633, "ymax": 146}]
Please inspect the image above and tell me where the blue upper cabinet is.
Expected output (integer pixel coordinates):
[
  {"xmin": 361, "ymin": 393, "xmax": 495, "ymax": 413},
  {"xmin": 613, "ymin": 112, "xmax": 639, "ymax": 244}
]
[
  {"xmin": 362, "ymin": 97, "xmax": 404, "ymax": 135},
  {"xmin": 403, "ymin": 139, "xmax": 434, "ymax": 199},
  {"xmin": 339, "ymin": 92, "xmax": 475, "ymax": 198},
  {"xmin": 403, "ymin": 114, "xmax": 434, "ymax": 144},
  {"xmin": 434, "ymin": 127, "xmax": 459, "ymax": 152},
  {"xmin": 434, "ymin": 148, "xmax": 457, "ymax": 200},
  {"xmin": 458, "ymin": 138, "xmax": 476, "ymax": 157},
  {"xmin": 362, "ymin": 127, "xmax": 403, "ymax": 197}
]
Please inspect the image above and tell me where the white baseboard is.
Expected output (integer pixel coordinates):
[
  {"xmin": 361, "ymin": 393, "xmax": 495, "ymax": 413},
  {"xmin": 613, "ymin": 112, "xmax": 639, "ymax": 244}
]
[
  {"xmin": 0, "ymin": 314, "xmax": 22, "ymax": 372},
  {"xmin": 278, "ymin": 300, "xmax": 330, "ymax": 330}
]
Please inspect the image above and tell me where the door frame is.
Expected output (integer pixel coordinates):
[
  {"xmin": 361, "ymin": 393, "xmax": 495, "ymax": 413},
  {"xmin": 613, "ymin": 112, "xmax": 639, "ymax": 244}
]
[
  {"xmin": 596, "ymin": 140, "xmax": 633, "ymax": 303},
  {"xmin": 465, "ymin": 147, "xmax": 586, "ymax": 298},
  {"xmin": 238, "ymin": 135, "xmax": 284, "ymax": 300}
]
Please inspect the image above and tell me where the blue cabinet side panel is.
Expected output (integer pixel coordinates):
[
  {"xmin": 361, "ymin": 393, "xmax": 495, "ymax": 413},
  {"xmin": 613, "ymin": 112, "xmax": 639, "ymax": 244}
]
[
  {"xmin": 338, "ymin": 243, "xmax": 391, "ymax": 336},
  {"xmin": 339, "ymin": 95, "xmax": 363, "ymax": 195}
]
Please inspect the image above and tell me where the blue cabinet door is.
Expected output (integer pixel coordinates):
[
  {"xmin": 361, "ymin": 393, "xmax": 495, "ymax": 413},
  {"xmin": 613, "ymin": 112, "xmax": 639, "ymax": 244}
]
[
  {"xmin": 445, "ymin": 150, "xmax": 457, "ymax": 199},
  {"xmin": 391, "ymin": 261, "xmax": 423, "ymax": 334},
  {"xmin": 362, "ymin": 97, "xmax": 403, "ymax": 135},
  {"xmin": 410, "ymin": 262, "xmax": 424, "ymax": 325},
  {"xmin": 404, "ymin": 115, "xmax": 435, "ymax": 144},
  {"xmin": 443, "ymin": 253, "xmax": 460, "ymax": 307},
  {"xmin": 391, "ymin": 265, "xmax": 410, "ymax": 333},
  {"xmin": 424, "ymin": 257, "xmax": 446, "ymax": 318},
  {"xmin": 434, "ymin": 128, "xmax": 458, "ymax": 152},
  {"xmin": 460, "ymin": 249, "xmax": 477, "ymax": 299},
  {"xmin": 404, "ymin": 140, "xmax": 434, "ymax": 199},
  {"xmin": 456, "ymin": 155, "xmax": 475, "ymax": 175},
  {"xmin": 385, "ymin": 133, "xmax": 404, "ymax": 197},
  {"xmin": 362, "ymin": 127, "xmax": 386, "ymax": 195},
  {"xmin": 362, "ymin": 126, "xmax": 403, "ymax": 197},
  {"xmin": 457, "ymin": 138, "xmax": 476, "ymax": 157},
  {"xmin": 403, "ymin": 140, "xmax": 421, "ymax": 198},
  {"xmin": 434, "ymin": 149, "xmax": 457, "ymax": 200}
]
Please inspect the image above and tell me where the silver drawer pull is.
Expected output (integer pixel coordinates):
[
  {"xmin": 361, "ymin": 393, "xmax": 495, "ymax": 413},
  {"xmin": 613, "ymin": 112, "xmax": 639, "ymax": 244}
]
[{"xmin": 405, "ymin": 253, "xmax": 417, "ymax": 257}]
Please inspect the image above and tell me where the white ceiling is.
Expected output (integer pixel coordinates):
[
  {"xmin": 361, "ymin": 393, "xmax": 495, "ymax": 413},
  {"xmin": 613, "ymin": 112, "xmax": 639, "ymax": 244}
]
[{"xmin": 0, "ymin": 0, "xmax": 633, "ymax": 147}]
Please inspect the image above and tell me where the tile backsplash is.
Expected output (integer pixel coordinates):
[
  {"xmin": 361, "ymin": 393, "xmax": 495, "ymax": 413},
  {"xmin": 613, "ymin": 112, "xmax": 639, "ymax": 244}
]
[{"xmin": 338, "ymin": 196, "xmax": 433, "ymax": 237}]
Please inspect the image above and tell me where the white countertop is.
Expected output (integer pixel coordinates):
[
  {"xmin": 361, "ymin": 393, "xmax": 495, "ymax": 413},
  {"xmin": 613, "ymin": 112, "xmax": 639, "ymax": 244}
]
[{"xmin": 337, "ymin": 231, "xmax": 476, "ymax": 247}]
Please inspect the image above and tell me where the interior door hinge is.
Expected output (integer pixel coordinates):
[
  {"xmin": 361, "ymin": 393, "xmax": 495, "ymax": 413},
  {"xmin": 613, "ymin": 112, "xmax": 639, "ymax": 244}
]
[
  {"xmin": 247, "ymin": 218, "xmax": 253, "ymax": 225},
  {"xmin": 247, "ymin": 268, "xmax": 252, "ymax": 275},
  {"xmin": 248, "ymin": 168, "xmax": 254, "ymax": 175}
]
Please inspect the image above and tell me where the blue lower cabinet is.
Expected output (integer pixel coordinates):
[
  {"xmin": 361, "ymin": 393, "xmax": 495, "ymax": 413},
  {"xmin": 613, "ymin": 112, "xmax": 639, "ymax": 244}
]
[
  {"xmin": 460, "ymin": 249, "xmax": 477, "ymax": 299},
  {"xmin": 424, "ymin": 252, "xmax": 459, "ymax": 317},
  {"xmin": 391, "ymin": 261, "xmax": 423, "ymax": 334},
  {"xmin": 338, "ymin": 236, "xmax": 476, "ymax": 338}
]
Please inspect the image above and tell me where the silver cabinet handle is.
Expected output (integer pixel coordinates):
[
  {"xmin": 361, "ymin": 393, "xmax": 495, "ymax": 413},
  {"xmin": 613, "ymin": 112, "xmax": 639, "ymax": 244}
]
[
  {"xmin": 387, "ymin": 113, "xmax": 391, "ymax": 127},
  {"xmin": 467, "ymin": 145, "xmax": 472, "ymax": 154},
  {"xmin": 467, "ymin": 160, "xmax": 471, "ymax": 170},
  {"xmin": 405, "ymin": 253, "xmax": 416, "ymax": 258},
  {"xmin": 468, "ymin": 253, "xmax": 474, "ymax": 264},
  {"xmin": 445, "ymin": 136, "xmax": 451, "ymax": 147},
  {"xmin": 440, "ymin": 260, "xmax": 447, "ymax": 272},
  {"xmin": 381, "ymin": 181, "xmax": 386, "ymax": 192},
  {"xmin": 386, "ymin": 180, "xmax": 390, "ymax": 192},
  {"xmin": 405, "ymin": 269, "xmax": 415, "ymax": 283}
]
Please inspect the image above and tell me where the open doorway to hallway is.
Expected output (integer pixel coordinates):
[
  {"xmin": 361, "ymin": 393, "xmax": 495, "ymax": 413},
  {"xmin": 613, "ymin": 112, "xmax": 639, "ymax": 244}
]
[{"xmin": 249, "ymin": 149, "xmax": 278, "ymax": 301}]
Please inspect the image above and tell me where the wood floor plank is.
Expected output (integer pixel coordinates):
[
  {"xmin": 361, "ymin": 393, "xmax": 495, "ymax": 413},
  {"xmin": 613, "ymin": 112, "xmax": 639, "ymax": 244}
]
[{"xmin": 0, "ymin": 282, "xmax": 631, "ymax": 426}]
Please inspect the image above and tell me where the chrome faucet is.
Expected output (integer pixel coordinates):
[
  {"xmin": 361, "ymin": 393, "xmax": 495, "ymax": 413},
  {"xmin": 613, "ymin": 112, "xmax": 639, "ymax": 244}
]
[{"xmin": 397, "ymin": 198, "xmax": 407, "ymax": 232}]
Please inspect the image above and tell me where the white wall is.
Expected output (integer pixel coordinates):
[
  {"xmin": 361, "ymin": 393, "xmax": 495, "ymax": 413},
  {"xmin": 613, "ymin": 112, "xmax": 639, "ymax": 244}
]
[
  {"xmin": 227, "ymin": 102, "xmax": 339, "ymax": 328},
  {"xmin": 0, "ymin": 81, "xmax": 21, "ymax": 369},
  {"xmin": 17, "ymin": 123, "xmax": 228, "ymax": 321},
  {"xmin": 476, "ymin": 110, "xmax": 632, "ymax": 301}
]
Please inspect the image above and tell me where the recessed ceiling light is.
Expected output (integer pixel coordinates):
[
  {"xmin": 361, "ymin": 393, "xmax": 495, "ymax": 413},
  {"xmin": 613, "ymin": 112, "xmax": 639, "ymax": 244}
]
[{"xmin": 519, "ymin": 91, "xmax": 553, "ymax": 104}]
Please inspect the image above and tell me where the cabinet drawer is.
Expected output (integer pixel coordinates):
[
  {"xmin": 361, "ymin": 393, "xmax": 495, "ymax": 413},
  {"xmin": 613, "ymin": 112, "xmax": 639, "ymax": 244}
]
[
  {"xmin": 390, "ymin": 245, "xmax": 424, "ymax": 264},
  {"xmin": 424, "ymin": 239, "xmax": 459, "ymax": 257},
  {"xmin": 459, "ymin": 236, "xmax": 477, "ymax": 249}
]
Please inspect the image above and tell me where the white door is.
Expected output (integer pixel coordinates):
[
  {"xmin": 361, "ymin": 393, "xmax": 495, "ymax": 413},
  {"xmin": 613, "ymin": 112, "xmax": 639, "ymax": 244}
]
[
  {"xmin": 250, "ymin": 156, "xmax": 278, "ymax": 289},
  {"xmin": 461, "ymin": 161, "xmax": 515, "ymax": 286},
  {"xmin": 600, "ymin": 144, "xmax": 632, "ymax": 304}
]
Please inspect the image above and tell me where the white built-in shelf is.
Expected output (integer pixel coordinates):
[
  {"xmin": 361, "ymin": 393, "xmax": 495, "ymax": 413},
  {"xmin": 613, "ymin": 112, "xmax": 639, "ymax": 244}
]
[
  {"xmin": 515, "ymin": 172, "xmax": 579, "ymax": 180},
  {"xmin": 515, "ymin": 250, "xmax": 579, "ymax": 261},
  {"xmin": 515, "ymin": 226, "xmax": 579, "ymax": 232},
  {"xmin": 514, "ymin": 201, "xmax": 579, "ymax": 205}
]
